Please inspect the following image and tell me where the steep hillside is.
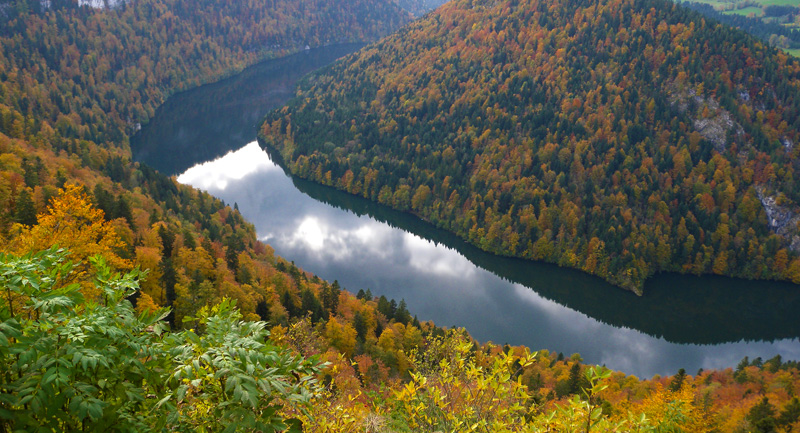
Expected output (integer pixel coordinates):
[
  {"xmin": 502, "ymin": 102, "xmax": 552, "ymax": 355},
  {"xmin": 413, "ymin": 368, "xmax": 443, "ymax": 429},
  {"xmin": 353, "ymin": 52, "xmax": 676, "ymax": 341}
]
[
  {"xmin": 1, "ymin": 1, "xmax": 800, "ymax": 431},
  {"xmin": 0, "ymin": 0, "xmax": 409, "ymax": 321},
  {"xmin": 5, "ymin": 242, "xmax": 800, "ymax": 431},
  {"xmin": 0, "ymin": 0, "xmax": 409, "ymax": 150},
  {"xmin": 261, "ymin": 0, "xmax": 800, "ymax": 292}
]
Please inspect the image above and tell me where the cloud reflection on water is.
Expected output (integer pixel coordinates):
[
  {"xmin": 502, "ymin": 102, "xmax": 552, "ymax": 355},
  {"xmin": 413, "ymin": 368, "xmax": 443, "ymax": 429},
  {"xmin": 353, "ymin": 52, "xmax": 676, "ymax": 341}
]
[
  {"xmin": 177, "ymin": 142, "xmax": 276, "ymax": 190},
  {"xmin": 405, "ymin": 234, "xmax": 477, "ymax": 279},
  {"xmin": 178, "ymin": 141, "xmax": 800, "ymax": 378}
]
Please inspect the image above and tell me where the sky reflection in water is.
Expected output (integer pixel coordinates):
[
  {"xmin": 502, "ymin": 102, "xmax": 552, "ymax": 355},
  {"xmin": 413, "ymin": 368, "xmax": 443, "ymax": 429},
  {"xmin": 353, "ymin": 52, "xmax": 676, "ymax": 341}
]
[
  {"xmin": 133, "ymin": 44, "xmax": 800, "ymax": 378},
  {"xmin": 179, "ymin": 142, "xmax": 800, "ymax": 378}
]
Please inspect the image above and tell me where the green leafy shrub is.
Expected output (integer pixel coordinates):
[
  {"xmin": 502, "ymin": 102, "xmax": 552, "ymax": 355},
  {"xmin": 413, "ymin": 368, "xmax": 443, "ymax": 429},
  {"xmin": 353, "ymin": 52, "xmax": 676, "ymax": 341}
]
[{"xmin": 0, "ymin": 247, "xmax": 319, "ymax": 432}]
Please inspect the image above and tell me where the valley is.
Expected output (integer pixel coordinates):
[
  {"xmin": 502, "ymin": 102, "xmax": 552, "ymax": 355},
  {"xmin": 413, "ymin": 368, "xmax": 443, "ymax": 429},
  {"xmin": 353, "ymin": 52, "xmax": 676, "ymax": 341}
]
[
  {"xmin": 134, "ymin": 46, "xmax": 800, "ymax": 378},
  {"xmin": 2, "ymin": 0, "xmax": 800, "ymax": 430}
]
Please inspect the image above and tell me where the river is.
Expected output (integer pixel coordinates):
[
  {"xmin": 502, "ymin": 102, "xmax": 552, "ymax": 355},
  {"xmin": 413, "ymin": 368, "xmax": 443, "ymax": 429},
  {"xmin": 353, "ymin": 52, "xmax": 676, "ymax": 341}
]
[{"xmin": 131, "ymin": 45, "xmax": 800, "ymax": 378}]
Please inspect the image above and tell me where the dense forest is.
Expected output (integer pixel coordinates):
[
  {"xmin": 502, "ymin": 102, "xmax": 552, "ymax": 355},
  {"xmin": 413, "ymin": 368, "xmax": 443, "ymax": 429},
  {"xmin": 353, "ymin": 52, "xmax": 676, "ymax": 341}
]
[
  {"xmin": 1, "ymin": 0, "xmax": 800, "ymax": 430},
  {"xmin": 0, "ymin": 0, "xmax": 409, "ymax": 319},
  {"xmin": 261, "ymin": 0, "xmax": 800, "ymax": 292}
]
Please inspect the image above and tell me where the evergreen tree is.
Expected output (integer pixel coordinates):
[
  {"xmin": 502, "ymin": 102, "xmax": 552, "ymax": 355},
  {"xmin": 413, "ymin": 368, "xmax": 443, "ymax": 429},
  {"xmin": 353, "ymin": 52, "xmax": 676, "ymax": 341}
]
[
  {"xmin": 322, "ymin": 280, "xmax": 340, "ymax": 314},
  {"xmin": 224, "ymin": 236, "xmax": 240, "ymax": 272},
  {"xmin": 255, "ymin": 300, "xmax": 271, "ymax": 322},
  {"xmin": 669, "ymin": 368, "xmax": 687, "ymax": 392},
  {"xmin": 748, "ymin": 397, "xmax": 777, "ymax": 433},
  {"xmin": 182, "ymin": 228, "xmax": 196, "ymax": 250},
  {"xmin": 160, "ymin": 258, "xmax": 177, "ymax": 315},
  {"xmin": 374, "ymin": 321, "xmax": 384, "ymax": 339},
  {"xmin": 353, "ymin": 311, "xmax": 368, "ymax": 343},
  {"xmin": 21, "ymin": 157, "xmax": 42, "ymax": 187},
  {"xmin": 300, "ymin": 288, "xmax": 323, "ymax": 322},
  {"xmin": 395, "ymin": 299, "xmax": 411, "ymax": 325},
  {"xmin": 93, "ymin": 184, "xmax": 114, "ymax": 219},
  {"xmin": 777, "ymin": 397, "xmax": 800, "ymax": 429},
  {"xmin": 377, "ymin": 295, "xmax": 393, "ymax": 320},
  {"xmin": 112, "ymin": 195, "xmax": 134, "ymax": 227},
  {"xmin": 158, "ymin": 225, "xmax": 175, "ymax": 258},
  {"xmin": 281, "ymin": 290, "xmax": 297, "ymax": 318},
  {"xmin": 567, "ymin": 362, "xmax": 587, "ymax": 396},
  {"xmin": 735, "ymin": 356, "xmax": 750, "ymax": 383},
  {"xmin": 14, "ymin": 188, "xmax": 37, "ymax": 226}
]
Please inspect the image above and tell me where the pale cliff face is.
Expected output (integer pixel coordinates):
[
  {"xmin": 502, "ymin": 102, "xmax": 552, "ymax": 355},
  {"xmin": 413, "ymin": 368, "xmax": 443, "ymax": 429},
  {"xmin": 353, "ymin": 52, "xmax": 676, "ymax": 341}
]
[{"xmin": 78, "ymin": 0, "xmax": 124, "ymax": 9}]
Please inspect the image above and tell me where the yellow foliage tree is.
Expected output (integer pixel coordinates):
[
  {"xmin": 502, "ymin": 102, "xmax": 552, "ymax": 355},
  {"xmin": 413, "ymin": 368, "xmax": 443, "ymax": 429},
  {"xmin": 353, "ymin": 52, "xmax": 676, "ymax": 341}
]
[
  {"xmin": 325, "ymin": 316, "xmax": 357, "ymax": 357},
  {"xmin": 8, "ymin": 184, "xmax": 131, "ymax": 297},
  {"xmin": 630, "ymin": 385, "xmax": 712, "ymax": 432},
  {"xmin": 135, "ymin": 245, "xmax": 164, "ymax": 305},
  {"xmin": 135, "ymin": 292, "xmax": 160, "ymax": 315}
]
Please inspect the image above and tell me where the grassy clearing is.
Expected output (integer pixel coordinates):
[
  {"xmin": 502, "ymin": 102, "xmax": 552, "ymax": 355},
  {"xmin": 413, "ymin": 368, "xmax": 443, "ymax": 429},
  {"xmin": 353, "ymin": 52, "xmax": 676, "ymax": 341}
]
[
  {"xmin": 684, "ymin": 0, "xmax": 800, "ymax": 8},
  {"xmin": 760, "ymin": 0, "xmax": 800, "ymax": 6},
  {"xmin": 724, "ymin": 6, "xmax": 764, "ymax": 15},
  {"xmin": 687, "ymin": 0, "xmax": 736, "ymax": 8},
  {"xmin": 787, "ymin": 47, "xmax": 800, "ymax": 57}
]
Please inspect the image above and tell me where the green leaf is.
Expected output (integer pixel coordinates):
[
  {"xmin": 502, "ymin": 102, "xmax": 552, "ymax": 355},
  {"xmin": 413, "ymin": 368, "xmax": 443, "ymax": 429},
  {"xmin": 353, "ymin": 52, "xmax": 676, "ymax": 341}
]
[
  {"xmin": 42, "ymin": 368, "xmax": 58, "ymax": 385},
  {"xmin": 0, "ymin": 319, "xmax": 21, "ymax": 334},
  {"xmin": 87, "ymin": 403, "xmax": 103, "ymax": 421},
  {"xmin": 282, "ymin": 417, "xmax": 303, "ymax": 433},
  {"xmin": 154, "ymin": 394, "xmax": 173, "ymax": 409},
  {"xmin": 176, "ymin": 385, "xmax": 188, "ymax": 402}
]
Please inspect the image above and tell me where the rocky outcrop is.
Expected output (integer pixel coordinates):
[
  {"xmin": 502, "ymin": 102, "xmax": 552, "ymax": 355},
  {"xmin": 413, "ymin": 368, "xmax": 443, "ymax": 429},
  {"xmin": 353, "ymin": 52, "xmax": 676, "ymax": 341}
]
[
  {"xmin": 668, "ymin": 88, "xmax": 744, "ymax": 152},
  {"xmin": 782, "ymin": 137, "xmax": 794, "ymax": 151},
  {"xmin": 670, "ymin": 86, "xmax": 799, "ymax": 251},
  {"xmin": 693, "ymin": 109, "xmax": 742, "ymax": 152},
  {"xmin": 756, "ymin": 186, "xmax": 800, "ymax": 253}
]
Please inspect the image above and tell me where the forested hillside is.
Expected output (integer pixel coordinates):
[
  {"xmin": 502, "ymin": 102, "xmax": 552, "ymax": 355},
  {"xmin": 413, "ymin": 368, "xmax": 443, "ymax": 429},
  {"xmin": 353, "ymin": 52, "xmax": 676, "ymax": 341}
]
[
  {"xmin": 4, "ymin": 241, "xmax": 800, "ymax": 431},
  {"xmin": 0, "ymin": 0, "xmax": 409, "ymax": 149},
  {"xmin": 261, "ymin": 0, "xmax": 800, "ymax": 292},
  {"xmin": 0, "ymin": 0, "xmax": 409, "ymax": 321},
  {"xmin": 0, "ymin": 0, "xmax": 425, "ymax": 428},
  {"xmin": 1, "ymin": 0, "xmax": 800, "ymax": 430}
]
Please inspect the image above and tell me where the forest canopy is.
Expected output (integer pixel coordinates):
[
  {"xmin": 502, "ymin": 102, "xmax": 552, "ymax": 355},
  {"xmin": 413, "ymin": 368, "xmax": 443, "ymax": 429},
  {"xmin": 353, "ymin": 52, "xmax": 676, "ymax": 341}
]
[
  {"xmin": 261, "ymin": 0, "xmax": 800, "ymax": 292},
  {"xmin": 1, "ymin": 0, "xmax": 800, "ymax": 431}
]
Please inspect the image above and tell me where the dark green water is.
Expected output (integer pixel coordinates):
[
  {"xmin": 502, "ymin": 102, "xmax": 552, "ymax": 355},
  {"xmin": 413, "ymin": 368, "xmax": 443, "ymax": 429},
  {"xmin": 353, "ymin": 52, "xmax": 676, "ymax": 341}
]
[{"xmin": 132, "ymin": 45, "xmax": 800, "ymax": 378}]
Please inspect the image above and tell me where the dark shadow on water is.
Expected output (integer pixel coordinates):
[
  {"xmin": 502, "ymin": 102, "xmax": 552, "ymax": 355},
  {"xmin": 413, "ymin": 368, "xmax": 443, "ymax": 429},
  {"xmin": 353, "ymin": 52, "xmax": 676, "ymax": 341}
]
[
  {"xmin": 131, "ymin": 41, "xmax": 800, "ymax": 347},
  {"xmin": 131, "ymin": 44, "xmax": 365, "ymax": 176},
  {"xmin": 261, "ymin": 140, "xmax": 800, "ymax": 346}
]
